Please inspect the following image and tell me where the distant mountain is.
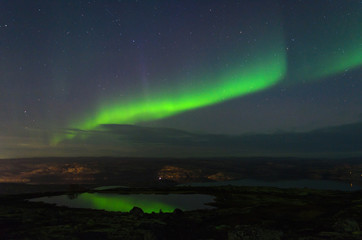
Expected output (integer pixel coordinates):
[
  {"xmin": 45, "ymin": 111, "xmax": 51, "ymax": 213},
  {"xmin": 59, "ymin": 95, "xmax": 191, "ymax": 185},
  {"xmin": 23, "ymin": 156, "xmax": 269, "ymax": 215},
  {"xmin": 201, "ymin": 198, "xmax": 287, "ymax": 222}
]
[{"xmin": 75, "ymin": 122, "xmax": 362, "ymax": 157}]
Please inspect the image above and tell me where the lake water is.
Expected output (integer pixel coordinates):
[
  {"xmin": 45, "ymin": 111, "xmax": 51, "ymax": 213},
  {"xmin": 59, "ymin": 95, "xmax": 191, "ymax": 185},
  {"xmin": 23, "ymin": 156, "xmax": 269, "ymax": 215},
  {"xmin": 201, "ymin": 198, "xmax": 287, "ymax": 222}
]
[
  {"xmin": 181, "ymin": 179, "xmax": 361, "ymax": 191},
  {"xmin": 30, "ymin": 193, "xmax": 215, "ymax": 213},
  {"xmin": 29, "ymin": 179, "xmax": 360, "ymax": 213}
]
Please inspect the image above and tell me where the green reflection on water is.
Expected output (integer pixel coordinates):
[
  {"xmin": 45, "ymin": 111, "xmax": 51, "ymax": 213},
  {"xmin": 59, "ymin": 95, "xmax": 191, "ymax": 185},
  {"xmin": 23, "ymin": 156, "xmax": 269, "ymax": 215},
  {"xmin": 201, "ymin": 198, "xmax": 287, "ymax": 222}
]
[
  {"xmin": 32, "ymin": 193, "xmax": 215, "ymax": 213},
  {"xmin": 80, "ymin": 193, "xmax": 176, "ymax": 213}
]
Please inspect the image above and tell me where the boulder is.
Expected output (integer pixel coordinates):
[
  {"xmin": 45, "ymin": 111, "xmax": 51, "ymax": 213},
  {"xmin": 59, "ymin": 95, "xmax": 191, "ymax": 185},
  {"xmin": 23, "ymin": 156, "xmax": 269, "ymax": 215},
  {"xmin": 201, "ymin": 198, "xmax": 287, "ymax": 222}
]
[
  {"xmin": 130, "ymin": 207, "xmax": 144, "ymax": 217},
  {"xmin": 173, "ymin": 208, "xmax": 184, "ymax": 216}
]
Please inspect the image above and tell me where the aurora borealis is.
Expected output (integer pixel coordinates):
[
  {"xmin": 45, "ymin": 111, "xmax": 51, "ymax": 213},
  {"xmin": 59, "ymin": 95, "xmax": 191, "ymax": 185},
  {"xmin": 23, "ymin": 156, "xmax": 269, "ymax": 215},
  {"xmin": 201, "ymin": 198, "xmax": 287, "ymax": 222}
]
[
  {"xmin": 0, "ymin": 0, "xmax": 361, "ymax": 158},
  {"xmin": 284, "ymin": 1, "xmax": 362, "ymax": 82},
  {"xmin": 72, "ymin": 49, "xmax": 286, "ymax": 131}
]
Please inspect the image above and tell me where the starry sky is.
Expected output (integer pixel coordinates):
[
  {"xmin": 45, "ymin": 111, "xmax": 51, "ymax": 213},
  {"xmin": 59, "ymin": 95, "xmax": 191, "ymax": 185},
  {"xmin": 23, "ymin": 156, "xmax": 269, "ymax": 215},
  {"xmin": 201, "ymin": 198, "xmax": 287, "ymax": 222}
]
[{"xmin": 0, "ymin": 0, "xmax": 361, "ymax": 158}]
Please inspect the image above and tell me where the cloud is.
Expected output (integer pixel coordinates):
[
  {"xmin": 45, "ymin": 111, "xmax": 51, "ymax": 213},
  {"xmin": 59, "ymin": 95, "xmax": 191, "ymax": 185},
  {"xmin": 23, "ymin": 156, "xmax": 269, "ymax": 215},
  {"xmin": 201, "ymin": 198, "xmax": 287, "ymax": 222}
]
[
  {"xmin": 60, "ymin": 121, "xmax": 362, "ymax": 157},
  {"xmin": 2, "ymin": 122, "xmax": 361, "ymax": 159},
  {"xmin": 98, "ymin": 124, "xmax": 211, "ymax": 145}
]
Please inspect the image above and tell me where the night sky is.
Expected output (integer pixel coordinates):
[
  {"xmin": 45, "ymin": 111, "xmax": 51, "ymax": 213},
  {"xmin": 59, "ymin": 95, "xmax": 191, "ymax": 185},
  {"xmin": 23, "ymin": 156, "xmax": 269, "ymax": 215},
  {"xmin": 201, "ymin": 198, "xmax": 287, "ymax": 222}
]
[{"xmin": 1, "ymin": 0, "xmax": 361, "ymax": 158}]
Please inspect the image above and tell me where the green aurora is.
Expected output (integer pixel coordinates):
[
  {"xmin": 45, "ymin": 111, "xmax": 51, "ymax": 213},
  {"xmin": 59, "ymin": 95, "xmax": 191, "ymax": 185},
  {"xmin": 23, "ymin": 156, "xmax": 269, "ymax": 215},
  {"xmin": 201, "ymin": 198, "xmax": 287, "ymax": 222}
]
[
  {"xmin": 285, "ymin": 1, "xmax": 362, "ymax": 82},
  {"xmin": 53, "ymin": 45, "xmax": 287, "ymax": 144},
  {"xmin": 78, "ymin": 54, "xmax": 286, "ymax": 129},
  {"xmin": 286, "ymin": 32, "xmax": 362, "ymax": 83},
  {"xmin": 52, "ymin": 5, "xmax": 362, "ymax": 145}
]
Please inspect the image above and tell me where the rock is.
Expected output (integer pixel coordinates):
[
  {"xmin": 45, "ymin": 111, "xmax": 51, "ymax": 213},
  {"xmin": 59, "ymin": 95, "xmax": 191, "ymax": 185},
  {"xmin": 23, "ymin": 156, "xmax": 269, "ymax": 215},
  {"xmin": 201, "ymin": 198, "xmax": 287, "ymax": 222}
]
[
  {"xmin": 333, "ymin": 219, "xmax": 360, "ymax": 233},
  {"xmin": 228, "ymin": 225, "xmax": 283, "ymax": 240},
  {"xmin": 130, "ymin": 206, "xmax": 144, "ymax": 217},
  {"xmin": 173, "ymin": 208, "xmax": 184, "ymax": 215}
]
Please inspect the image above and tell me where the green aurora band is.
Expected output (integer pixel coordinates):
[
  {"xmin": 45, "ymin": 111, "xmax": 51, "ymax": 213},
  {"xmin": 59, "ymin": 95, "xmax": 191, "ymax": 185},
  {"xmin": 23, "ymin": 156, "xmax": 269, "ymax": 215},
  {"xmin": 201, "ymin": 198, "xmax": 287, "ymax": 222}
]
[
  {"xmin": 41, "ymin": 1, "xmax": 362, "ymax": 145},
  {"xmin": 52, "ymin": 50, "xmax": 287, "ymax": 144},
  {"xmin": 53, "ymin": 37, "xmax": 362, "ymax": 145},
  {"xmin": 286, "ymin": 1, "xmax": 362, "ymax": 82},
  {"xmin": 53, "ymin": 6, "xmax": 362, "ymax": 145},
  {"xmin": 83, "ymin": 58, "xmax": 286, "ymax": 129},
  {"xmin": 287, "ymin": 33, "xmax": 362, "ymax": 82},
  {"xmin": 50, "ymin": 37, "xmax": 287, "ymax": 144}
]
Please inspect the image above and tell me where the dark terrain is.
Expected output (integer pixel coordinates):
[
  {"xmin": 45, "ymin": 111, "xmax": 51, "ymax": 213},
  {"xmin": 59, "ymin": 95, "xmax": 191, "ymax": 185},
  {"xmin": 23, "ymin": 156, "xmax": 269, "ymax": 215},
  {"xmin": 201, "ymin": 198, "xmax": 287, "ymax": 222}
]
[
  {"xmin": 0, "ymin": 157, "xmax": 362, "ymax": 239},
  {"xmin": 1, "ymin": 157, "xmax": 361, "ymax": 189},
  {"xmin": 1, "ymin": 186, "xmax": 362, "ymax": 239}
]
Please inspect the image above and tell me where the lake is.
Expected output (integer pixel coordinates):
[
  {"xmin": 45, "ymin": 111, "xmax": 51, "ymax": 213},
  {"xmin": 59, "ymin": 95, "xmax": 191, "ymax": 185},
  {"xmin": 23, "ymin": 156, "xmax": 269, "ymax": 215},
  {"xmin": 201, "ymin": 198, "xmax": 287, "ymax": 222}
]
[
  {"xmin": 181, "ymin": 179, "xmax": 361, "ymax": 191},
  {"xmin": 30, "ymin": 193, "xmax": 215, "ymax": 213},
  {"xmin": 29, "ymin": 179, "xmax": 360, "ymax": 213}
]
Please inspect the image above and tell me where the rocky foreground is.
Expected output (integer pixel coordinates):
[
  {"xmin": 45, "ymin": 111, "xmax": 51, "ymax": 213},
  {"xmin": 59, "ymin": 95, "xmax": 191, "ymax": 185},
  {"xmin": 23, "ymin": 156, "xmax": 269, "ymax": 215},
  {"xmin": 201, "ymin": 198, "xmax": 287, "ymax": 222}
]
[{"xmin": 1, "ymin": 186, "xmax": 362, "ymax": 239}]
